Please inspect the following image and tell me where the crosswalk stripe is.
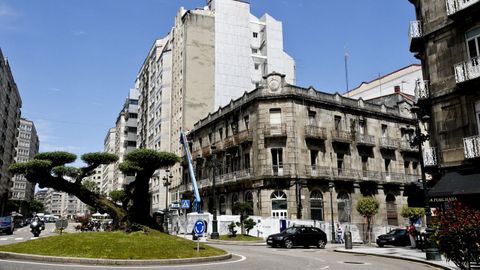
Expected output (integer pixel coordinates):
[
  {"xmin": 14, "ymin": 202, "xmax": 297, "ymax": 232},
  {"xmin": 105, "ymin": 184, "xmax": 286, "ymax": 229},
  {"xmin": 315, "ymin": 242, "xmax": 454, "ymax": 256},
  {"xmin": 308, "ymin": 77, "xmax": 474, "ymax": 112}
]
[
  {"xmin": 14, "ymin": 238, "xmax": 23, "ymax": 240},
  {"xmin": 0, "ymin": 238, "xmax": 7, "ymax": 241}
]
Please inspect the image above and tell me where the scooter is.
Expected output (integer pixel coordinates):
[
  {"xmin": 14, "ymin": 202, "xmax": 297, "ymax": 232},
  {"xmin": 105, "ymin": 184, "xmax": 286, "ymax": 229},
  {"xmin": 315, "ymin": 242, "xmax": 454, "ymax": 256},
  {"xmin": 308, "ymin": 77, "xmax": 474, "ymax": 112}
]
[{"xmin": 30, "ymin": 220, "xmax": 43, "ymax": 237}]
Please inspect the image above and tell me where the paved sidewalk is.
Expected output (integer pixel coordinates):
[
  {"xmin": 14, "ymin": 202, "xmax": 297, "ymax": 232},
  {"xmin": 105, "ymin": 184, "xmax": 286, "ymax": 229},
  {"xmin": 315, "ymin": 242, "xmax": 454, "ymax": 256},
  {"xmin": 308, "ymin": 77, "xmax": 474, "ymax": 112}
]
[{"xmin": 334, "ymin": 246, "xmax": 459, "ymax": 270}]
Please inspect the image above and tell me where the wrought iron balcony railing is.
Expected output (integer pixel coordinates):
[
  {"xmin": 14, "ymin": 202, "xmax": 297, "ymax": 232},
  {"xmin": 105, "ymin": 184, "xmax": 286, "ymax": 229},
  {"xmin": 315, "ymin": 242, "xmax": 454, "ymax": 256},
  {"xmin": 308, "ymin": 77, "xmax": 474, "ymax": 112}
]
[
  {"xmin": 415, "ymin": 79, "xmax": 430, "ymax": 100},
  {"xmin": 223, "ymin": 136, "xmax": 235, "ymax": 148},
  {"xmin": 355, "ymin": 134, "xmax": 376, "ymax": 146},
  {"xmin": 409, "ymin": 20, "xmax": 422, "ymax": 40},
  {"xmin": 423, "ymin": 147, "xmax": 438, "ymax": 167},
  {"xmin": 305, "ymin": 165, "xmax": 331, "ymax": 177},
  {"xmin": 305, "ymin": 125, "xmax": 327, "ymax": 140},
  {"xmin": 464, "ymin": 135, "xmax": 480, "ymax": 159},
  {"xmin": 235, "ymin": 129, "xmax": 253, "ymax": 143},
  {"xmin": 263, "ymin": 164, "xmax": 293, "ymax": 177},
  {"xmin": 454, "ymin": 56, "xmax": 480, "ymax": 83},
  {"xmin": 446, "ymin": 0, "xmax": 479, "ymax": 15}
]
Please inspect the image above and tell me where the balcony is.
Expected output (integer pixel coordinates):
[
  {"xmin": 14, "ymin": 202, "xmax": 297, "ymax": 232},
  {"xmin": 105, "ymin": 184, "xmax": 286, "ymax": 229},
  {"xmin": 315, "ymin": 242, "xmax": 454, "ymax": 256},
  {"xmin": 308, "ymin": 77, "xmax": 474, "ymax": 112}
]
[
  {"xmin": 464, "ymin": 135, "xmax": 480, "ymax": 159},
  {"xmin": 305, "ymin": 165, "xmax": 331, "ymax": 177},
  {"xmin": 265, "ymin": 123, "xmax": 287, "ymax": 138},
  {"xmin": 331, "ymin": 130, "xmax": 352, "ymax": 143},
  {"xmin": 333, "ymin": 168, "xmax": 363, "ymax": 179},
  {"xmin": 382, "ymin": 172, "xmax": 410, "ymax": 183},
  {"xmin": 454, "ymin": 57, "xmax": 480, "ymax": 84},
  {"xmin": 219, "ymin": 168, "xmax": 252, "ymax": 184},
  {"xmin": 379, "ymin": 137, "xmax": 399, "ymax": 150},
  {"xmin": 415, "ymin": 80, "xmax": 430, "ymax": 101},
  {"xmin": 305, "ymin": 125, "xmax": 327, "ymax": 140},
  {"xmin": 263, "ymin": 164, "xmax": 293, "ymax": 177},
  {"xmin": 446, "ymin": 0, "xmax": 480, "ymax": 15},
  {"xmin": 355, "ymin": 134, "xmax": 376, "ymax": 146},
  {"xmin": 400, "ymin": 139, "xmax": 419, "ymax": 152},
  {"xmin": 235, "ymin": 129, "xmax": 253, "ymax": 144},
  {"xmin": 423, "ymin": 147, "xmax": 438, "ymax": 167},
  {"xmin": 409, "ymin": 20, "xmax": 423, "ymax": 52},
  {"xmin": 223, "ymin": 136, "xmax": 235, "ymax": 149}
]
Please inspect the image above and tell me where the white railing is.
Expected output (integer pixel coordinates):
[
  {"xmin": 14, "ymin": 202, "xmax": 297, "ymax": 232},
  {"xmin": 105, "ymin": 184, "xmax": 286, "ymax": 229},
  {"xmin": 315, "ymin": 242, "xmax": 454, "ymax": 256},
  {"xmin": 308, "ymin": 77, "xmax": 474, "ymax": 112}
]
[
  {"xmin": 454, "ymin": 56, "xmax": 480, "ymax": 83},
  {"xmin": 409, "ymin": 20, "xmax": 422, "ymax": 40},
  {"xmin": 423, "ymin": 147, "xmax": 438, "ymax": 166},
  {"xmin": 415, "ymin": 79, "xmax": 430, "ymax": 100},
  {"xmin": 464, "ymin": 135, "xmax": 480, "ymax": 159},
  {"xmin": 446, "ymin": 0, "xmax": 479, "ymax": 15}
]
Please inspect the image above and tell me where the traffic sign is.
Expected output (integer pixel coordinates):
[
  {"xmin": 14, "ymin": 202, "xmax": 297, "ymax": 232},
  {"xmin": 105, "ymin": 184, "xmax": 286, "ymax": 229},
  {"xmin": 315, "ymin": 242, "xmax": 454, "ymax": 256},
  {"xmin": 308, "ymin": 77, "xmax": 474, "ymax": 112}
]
[
  {"xmin": 194, "ymin": 220, "xmax": 205, "ymax": 235},
  {"xmin": 181, "ymin": 199, "xmax": 190, "ymax": 209}
]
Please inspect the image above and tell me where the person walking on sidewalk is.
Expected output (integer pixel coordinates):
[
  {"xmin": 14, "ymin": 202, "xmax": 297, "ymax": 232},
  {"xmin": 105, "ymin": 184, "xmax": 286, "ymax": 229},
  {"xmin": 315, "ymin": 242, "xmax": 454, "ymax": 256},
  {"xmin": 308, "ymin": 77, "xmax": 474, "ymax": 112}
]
[
  {"xmin": 336, "ymin": 223, "xmax": 344, "ymax": 244},
  {"xmin": 407, "ymin": 223, "xmax": 417, "ymax": 248}
]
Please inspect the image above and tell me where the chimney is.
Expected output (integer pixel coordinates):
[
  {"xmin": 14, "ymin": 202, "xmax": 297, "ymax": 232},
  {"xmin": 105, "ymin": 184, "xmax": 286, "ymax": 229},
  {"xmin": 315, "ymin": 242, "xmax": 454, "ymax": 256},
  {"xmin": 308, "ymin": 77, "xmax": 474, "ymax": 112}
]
[{"xmin": 394, "ymin": 85, "xmax": 401, "ymax": 93}]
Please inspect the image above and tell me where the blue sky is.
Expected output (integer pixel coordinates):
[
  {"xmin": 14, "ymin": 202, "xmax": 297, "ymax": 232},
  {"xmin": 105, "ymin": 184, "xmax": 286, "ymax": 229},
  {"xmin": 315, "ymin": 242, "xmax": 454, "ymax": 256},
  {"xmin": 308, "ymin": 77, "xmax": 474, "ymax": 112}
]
[{"xmin": 0, "ymin": 0, "xmax": 418, "ymax": 162}]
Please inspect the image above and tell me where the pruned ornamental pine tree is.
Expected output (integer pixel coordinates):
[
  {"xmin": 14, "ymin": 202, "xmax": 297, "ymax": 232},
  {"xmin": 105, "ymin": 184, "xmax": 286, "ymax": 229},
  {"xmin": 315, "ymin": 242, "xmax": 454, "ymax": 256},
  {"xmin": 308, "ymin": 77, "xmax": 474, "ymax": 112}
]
[
  {"xmin": 356, "ymin": 196, "xmax": 379, "ymax": 244},
  {"xmin": 9, "ymin": 149, "xmax": 179, "ymax": 231}
]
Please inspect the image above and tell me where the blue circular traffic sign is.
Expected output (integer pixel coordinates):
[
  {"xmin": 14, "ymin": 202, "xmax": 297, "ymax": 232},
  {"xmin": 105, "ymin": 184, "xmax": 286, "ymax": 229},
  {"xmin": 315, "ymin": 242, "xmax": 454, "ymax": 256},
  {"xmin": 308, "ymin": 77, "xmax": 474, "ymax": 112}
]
[{"xmin": 194, "ymin": 220, "xmax": 205, "ymax": 235}]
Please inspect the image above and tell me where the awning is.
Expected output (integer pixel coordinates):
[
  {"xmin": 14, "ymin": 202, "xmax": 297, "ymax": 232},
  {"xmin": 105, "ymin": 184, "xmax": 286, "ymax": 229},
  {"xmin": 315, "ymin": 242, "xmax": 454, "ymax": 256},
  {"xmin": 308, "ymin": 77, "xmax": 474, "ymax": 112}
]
[{"xmin": 429, "ymin": 172, "xmax": 480, "ymax": 197}]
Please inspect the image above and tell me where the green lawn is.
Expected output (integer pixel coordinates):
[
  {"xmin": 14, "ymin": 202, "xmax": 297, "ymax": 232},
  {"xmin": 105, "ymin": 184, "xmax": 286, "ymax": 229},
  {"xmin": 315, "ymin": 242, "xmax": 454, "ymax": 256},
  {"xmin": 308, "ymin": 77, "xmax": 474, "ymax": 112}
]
[
  {"xmin": 218, "ymin": 234, "xmax": 264, "ymax": 241},
  {"xmin": 0, "ymin": 231, "xmax": 226, "ymax": 259}
]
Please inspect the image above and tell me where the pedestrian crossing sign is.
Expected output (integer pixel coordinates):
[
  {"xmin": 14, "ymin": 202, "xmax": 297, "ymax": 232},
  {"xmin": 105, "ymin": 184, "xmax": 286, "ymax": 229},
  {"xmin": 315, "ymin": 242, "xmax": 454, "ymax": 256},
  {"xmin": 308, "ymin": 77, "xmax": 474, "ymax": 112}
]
[{"xmin": 181, "ymin": 199, "xmax": 190, "ymax": 209}]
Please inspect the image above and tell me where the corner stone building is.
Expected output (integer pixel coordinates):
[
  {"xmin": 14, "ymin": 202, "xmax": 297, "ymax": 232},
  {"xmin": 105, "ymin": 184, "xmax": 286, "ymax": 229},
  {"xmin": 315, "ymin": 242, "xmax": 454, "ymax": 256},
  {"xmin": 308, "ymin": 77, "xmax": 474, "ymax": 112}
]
[
  {"xmin": 175, "ymin": 73, "xmax": 421, "ymax": 227},
  {"xmin": 408, "ymin": 0, "xmax": 480, "ymax": 206}
]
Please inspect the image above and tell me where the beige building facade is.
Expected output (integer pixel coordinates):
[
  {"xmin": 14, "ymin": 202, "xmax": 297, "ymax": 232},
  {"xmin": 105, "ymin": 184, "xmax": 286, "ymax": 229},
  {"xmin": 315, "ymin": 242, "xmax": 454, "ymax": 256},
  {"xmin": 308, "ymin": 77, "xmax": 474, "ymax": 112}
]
[{"xmin": 178, "ymin": 73, "xmax": 421, "ymax": 227}]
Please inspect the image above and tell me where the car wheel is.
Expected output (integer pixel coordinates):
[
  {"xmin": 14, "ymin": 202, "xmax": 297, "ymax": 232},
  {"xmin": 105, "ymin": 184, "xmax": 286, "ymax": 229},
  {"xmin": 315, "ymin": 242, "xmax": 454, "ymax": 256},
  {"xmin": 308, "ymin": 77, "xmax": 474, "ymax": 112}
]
[
  {"xmin": 378, "ymin": 243, "xmax": 384, "ymax": 247},
  {"xmin": 6, "ymin": 229, "xmax": 13, "ymax": 235},
  {"xmin": 284, "ymin": 239, "xmax": 294, "ymax": 249},
  {"xmin": 317, "ymin": 239, "xmax": 326, "ymax": 249},
  {"xmin": 33, "ymin": 232, "xmax": 39, "ymax": 237}
]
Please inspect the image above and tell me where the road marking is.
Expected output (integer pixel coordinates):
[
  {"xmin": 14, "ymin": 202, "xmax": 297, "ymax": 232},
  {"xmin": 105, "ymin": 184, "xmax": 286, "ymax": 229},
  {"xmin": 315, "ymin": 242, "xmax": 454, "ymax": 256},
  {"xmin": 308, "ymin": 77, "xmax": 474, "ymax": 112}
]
[
  {"xmin": 14, "ymin": 238, "xmax": 23, "ymax": 240},
  {"xmin": 0, "ymin": 253, "xmax": 247, "ymax": 268},
  {"xmin": 320, "ymin": 266, "xmax": 329, "ymax": 270},
  {"xmin": 0, "ymin": 238, "xmax": 7, "ymax": 241}
]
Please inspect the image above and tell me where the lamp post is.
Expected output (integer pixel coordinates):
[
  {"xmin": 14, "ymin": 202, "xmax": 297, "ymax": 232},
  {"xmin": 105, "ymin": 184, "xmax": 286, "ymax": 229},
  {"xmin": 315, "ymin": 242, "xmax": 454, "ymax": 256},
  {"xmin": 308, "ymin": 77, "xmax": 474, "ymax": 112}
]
[
  {"xmin": 163, "ymin": 170, "xmax": 172, "ymax": 233},
  {"xmin": 410, "ymin": 105, "xmax": 440, "ymax": 261},
  {"xmin": 329, "ymin": 182, "xmax": 336, "ymax": 244},
  {"xmin": 210, "ymin": 145, "xmax": 219, "ymax": 239}
]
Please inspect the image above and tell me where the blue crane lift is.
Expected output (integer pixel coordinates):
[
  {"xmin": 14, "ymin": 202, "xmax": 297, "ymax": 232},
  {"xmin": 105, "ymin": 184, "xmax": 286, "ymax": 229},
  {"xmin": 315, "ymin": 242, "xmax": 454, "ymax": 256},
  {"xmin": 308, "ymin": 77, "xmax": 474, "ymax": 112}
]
[{"xmin": 180, "ymin": 131, "xmax": 202, "ymax": 213}]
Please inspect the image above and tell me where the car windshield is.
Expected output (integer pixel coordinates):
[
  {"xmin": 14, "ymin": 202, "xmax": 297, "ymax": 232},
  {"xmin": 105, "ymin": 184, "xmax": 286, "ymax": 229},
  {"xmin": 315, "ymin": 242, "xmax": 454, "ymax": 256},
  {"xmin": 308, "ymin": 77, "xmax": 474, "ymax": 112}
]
[
  {"xmin": 284, "ymin": 227, "xmax": 298, "ymax": 234},
  {"xmin": 387, "ymin": 229, "xmax": 405, "ymax": 235}
]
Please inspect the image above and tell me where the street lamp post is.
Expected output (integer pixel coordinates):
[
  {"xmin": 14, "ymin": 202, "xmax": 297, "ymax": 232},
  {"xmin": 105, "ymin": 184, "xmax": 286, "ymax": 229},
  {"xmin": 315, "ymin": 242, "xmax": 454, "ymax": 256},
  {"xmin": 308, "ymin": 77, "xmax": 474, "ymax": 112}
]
[
  {"xmin": 411, "ymin": 106, "xmax": 441, "ymax": 261},
  {"xmin": 163, "ymin": 170, "xmax": 172, "ymax": 233},
  {"xmin": 329, "ymin": 182, "xmax": 336, "ymax": 244},
  {"xmin": 210, "ymin": 145, "xmax": 219, "ymax": 239}
]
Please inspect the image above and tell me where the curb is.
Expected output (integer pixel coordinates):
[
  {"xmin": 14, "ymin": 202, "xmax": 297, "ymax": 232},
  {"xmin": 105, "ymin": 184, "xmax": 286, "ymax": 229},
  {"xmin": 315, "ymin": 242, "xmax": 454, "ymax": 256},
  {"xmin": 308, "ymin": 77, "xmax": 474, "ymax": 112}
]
[
  {"xmin": 334, "ymin": 249, "xmax": 455, "ymax": 270},
  {"xmin": 207, "ymin": 239, "xmax": 266, "ymax": 246},
  {"xmin": 0, "ymin": 251, "xmax": 232, "ymax": 266}
]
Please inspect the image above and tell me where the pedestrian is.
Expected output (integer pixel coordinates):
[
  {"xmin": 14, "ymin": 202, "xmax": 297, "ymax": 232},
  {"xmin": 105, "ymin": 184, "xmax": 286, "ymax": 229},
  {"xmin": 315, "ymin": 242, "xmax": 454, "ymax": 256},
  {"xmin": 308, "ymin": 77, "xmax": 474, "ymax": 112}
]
[
  {"xmin": 407, "ymin": 223, "xmax": 417, "ymax": 248},
  {"xmin": 336, "ymin": 223, "xmax": 344, "ymax": 244}
]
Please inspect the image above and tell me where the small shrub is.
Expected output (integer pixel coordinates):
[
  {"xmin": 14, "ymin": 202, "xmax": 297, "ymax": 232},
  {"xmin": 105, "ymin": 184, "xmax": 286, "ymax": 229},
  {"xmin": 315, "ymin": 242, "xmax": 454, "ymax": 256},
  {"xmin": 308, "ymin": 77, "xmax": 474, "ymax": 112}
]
[
  {"xmin": 228, "ymin": 222, "xmax": 237, "ymax": 237},
  {"xmin": 243, "ymin": 218, "xmax": 256, "ymax": 235}
]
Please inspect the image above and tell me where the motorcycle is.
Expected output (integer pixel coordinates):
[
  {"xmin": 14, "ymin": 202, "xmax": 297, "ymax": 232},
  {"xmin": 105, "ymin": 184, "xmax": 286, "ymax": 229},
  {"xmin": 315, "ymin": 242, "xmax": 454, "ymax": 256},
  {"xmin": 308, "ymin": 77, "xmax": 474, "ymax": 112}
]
[{"xmin": 30, "ymin": 219, "xmax": 43, "ymax": 237}]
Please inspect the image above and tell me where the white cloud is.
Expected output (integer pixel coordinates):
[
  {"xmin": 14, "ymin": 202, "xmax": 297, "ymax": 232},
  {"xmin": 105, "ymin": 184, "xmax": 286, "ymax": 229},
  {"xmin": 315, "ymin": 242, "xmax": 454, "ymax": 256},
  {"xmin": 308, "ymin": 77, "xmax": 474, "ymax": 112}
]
[
  {"xmin": 73, "ymin": 30, "xmax": 86, "ymax": 36},
  {"xmin": 48, "ymin": 87, "xmax": 62, "ymax": 92}
]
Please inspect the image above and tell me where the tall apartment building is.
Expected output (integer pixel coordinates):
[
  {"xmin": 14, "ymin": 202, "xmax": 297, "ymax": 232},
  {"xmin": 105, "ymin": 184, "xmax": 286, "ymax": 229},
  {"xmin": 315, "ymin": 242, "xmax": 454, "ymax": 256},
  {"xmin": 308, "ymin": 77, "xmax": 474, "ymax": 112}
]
[
  {"xmin": 102, "ymin": 128, "xmax": 116, "ymax": 194},
  {"xmin": 42, "ymin": 189, "xmax": 88, "ymax": 218},
  {"xmin": 180, "ymin": 73, "xmax": 421, "ymax": 226},
  {"xmin": 137, "ymin": 0, "xmax": 296, "ymax": 211},
  {"xmin": 111, "ymin": 89, "xmax": 139, "ymax": 192},
  {"xmin": 408, "ymin": 0, "xmax": 480, "ymax": 207},
  {"xmin": 345, "ymin": 64, "xmax": 423, "ymax": 100},
  {"xmin": 0, "ymin": 49, "xmax": 22, "ymax": 216},
  {"xmin": 11, "ymin": 118, "xmax": 39, "ymax": 214}
]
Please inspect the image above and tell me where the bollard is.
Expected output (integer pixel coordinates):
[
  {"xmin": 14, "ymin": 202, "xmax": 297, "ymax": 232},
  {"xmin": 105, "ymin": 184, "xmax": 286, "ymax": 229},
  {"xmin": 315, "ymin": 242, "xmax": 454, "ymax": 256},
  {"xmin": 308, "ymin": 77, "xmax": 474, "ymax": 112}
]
[{"xmin": 344, "ymin": 230, "xmax": 352, "ymax": 249}]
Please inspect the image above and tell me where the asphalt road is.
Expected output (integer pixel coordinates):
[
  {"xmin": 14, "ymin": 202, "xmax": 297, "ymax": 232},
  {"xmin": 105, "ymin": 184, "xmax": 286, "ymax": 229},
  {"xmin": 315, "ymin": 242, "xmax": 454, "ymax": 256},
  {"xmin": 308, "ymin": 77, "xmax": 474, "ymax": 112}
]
[
  {"xmin": 0, "ymin": 223, "xmax": 61, "ymax": 245},
  {"xmin": 0, "ymin": 242, "xmax": 442, "ymax": 270}
]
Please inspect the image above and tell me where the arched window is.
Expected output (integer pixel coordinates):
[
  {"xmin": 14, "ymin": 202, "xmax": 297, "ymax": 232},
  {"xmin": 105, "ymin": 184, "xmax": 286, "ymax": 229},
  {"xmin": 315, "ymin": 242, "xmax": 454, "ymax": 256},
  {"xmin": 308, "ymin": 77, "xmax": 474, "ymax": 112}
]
[
  {"xmin": 219, "ymin": 196, "xmax": 226, "ymax": 215},
  {"xmin": 232, "ymin": 194, "xmax": 239, "ymax": 215},
  {"xmin": 245, "ymin": 191, "xmax": 254, "ymax": 215},
  {"xmin": 386, "ymin": 194, "xmax": 398, "ymax": 226},
  {"xmin": 337, "ymin": 192, "xmax": 351, "ymax": 223},
  {"xmin": 271, "ymin": 190, "xmax": 287, "ymax": 218},
  {"xmin": 310, "ymin": 190, "xmax": 324, "ymax": 221}
]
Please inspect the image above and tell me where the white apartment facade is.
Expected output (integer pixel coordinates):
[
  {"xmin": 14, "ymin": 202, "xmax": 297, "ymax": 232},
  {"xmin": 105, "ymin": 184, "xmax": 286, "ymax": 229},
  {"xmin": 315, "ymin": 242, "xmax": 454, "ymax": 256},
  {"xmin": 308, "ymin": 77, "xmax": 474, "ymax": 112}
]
[
  {"xmin": 11, "ymin": 118, "xmax": 39, "ymax": 213},
  {"xmin": 137, "ymin": 0, "xmax": 296, "ymax": 211},
  {"xmin": 344, "ymin": 64, "xmax": 423, "ymax": 100},
  {"xmin": 102, "ymin": 128, "xmax": 116, "ymax": 194}
]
